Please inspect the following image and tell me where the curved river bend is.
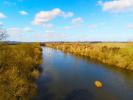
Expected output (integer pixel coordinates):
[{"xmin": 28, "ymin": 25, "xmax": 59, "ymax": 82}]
[{"xmin": 36, "ymin": 47, "xmax": 133, "ymax": 100}]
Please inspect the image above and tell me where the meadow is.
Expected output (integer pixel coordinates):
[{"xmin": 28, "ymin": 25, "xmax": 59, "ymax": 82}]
[
  {"xmin": 0, "ymin": 43, "xmax": 42, "ymax": 100},
  {"xmin": 46, "ymin": 42, "xmax": 133, "ymax": 70}
]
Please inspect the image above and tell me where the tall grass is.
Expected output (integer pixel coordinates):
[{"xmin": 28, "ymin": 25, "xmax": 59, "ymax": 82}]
[
  {"xmin": 0, "ymin": 43, "xmax": 42, "ymax": 100},
  {"xmin": 46, "ymin": 42, "xmax": 133, "ymax": 70}
]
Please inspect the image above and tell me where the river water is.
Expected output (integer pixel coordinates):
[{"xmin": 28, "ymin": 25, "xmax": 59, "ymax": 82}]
[{"xmin": 36, "ymin": 47, "xmax": 133, "ymax": 100}]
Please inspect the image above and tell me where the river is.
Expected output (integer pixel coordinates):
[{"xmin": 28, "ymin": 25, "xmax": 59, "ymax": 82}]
[{"xmin": 35, "ymin": 47, "xmax": 133, "ymax": 100}]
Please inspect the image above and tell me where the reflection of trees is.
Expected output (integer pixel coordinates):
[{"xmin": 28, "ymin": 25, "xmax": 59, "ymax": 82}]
[{"xmin": 65, "ymin": 89, "xmax": 93, "ymax": 100}]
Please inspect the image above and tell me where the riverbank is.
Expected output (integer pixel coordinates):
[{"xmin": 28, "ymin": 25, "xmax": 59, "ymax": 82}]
[
  {"xmin": 45, "ymin": 42, "xmax": 133, "ymax": 70},
  {"xmin": 0, "ymin": 43, "xmax": 42, "ymax": 100},
  {"xmin": 36, "ymin": 47, "xmax": 133, "ymax": 100}
]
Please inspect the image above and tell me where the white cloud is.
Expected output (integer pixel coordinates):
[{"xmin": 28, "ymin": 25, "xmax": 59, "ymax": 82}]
[
  {"xmin": 32, "ymin": 8, "xmax": 62, "ymax": 25},
  {"xmin": 31, "ymin": 32, "xmax": 69, "ymax": 42},
  {"xmin": 64, "ymin": 12, "xmax": 74, "ymax": 18},
  {"xmin": 64, "ymin": 17, "xmax": 84, "ymax": 30},
  {"xmin": 44, "ymin": 23, "xmax": 54, "ymax": 29},
  {"xmin": 88, "ymin": 24, "xmax": 98, "ymax": 29},
  {"xmin": 7, "ymin": 27, "xmax": 33, "ymax": 34},
  {"xmin": 0, "ymin": 12, "xmax": 6, "ymax": 19},
  {"xmin": 64, "ymin": 26, "xmax": 73, "ymax": 30},
  {"xmin": 19, "ymin": 11, "xmax": 28, "ymax": 15},
  {"xmin": 23, "ymin": 27, "xmax": 33, "ymax": 32},
  {"xmin": 0, "ymin": 22, "xmax": 3, "ymax": 26},
  {"xmin": 8, "ymin": 27, "xmax": 22, "ymax": 34},
  {"xmin": 32, "ymin": 8, "xmax": 74, "ymax": 25},
  {"xmin": 88, "ymin": 23, "xmax": 105, "ymax": 31},
  {"xmin": 99, "ymin": 0, "xmax": 133, "ymax": 12},
  {"xmin": 45, "ymin": 30, "xmax": 54, "ymax": 33},
  {"xmin": 127, "ymin": 24, "xmax": 133, "ymax": 29},
  {"xmin": 42, "ymin": 32, "xmax": 68, "ymax": 41},
  {"xmin": 64, "ymin": 24, "xmax": 80, "ymax": 30},
  {"xmin": 72, "ymin": 17, "xmax": 84, "ymax": 24}
]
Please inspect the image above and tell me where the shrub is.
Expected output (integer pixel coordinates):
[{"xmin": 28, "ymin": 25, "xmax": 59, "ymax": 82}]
[
  {"xmin": 0, "ymin": 43, "xmax": 42, "ymax": 99},
  {"xmin": 46, "ymin": 42, "xmax": 133, "ymax": 70}
]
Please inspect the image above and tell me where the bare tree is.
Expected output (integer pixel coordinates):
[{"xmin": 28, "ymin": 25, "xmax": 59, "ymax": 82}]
[{"xmin": 0, "ymin": 27, "xmax": 8, "ymax": 41}]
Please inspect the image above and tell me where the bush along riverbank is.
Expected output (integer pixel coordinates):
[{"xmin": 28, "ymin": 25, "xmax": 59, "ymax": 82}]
[
  {"xmin": 46, "ymin": 42, "xmax": 133, "ymax": 70},
  {"xmin": 0, "ymin": 43, "xmax": 42, "ymax": 100}
]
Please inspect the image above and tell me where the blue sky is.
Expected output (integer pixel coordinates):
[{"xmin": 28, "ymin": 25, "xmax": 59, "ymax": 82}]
[{"xmin": 0, "ymin": 0, "xmax": 133, "ymax": 42}]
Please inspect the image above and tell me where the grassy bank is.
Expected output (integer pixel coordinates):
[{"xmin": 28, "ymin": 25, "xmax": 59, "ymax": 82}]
[
  {"xmin": 46, "ymin": 42, "xmax": 133, "ymax": 70},
  {"xmin": 0, "ymin": 43, "xmax": 42, "ymax": 100}
]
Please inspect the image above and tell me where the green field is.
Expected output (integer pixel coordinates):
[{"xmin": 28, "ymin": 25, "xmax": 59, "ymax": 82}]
[{"xmin": 46, "ymin": 42, "xmax": 133, "ymax": 70}]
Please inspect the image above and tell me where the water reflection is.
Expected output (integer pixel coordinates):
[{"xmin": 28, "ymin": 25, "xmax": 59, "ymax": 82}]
[
  {"xmin": 65, "ymin": 89, "xmax": 93, "ymax": 100},
  {"xmin": 36, "ymin": 47, "xmax": 133, "ymax": 100}
]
